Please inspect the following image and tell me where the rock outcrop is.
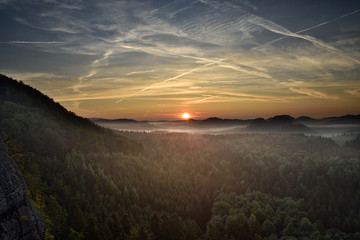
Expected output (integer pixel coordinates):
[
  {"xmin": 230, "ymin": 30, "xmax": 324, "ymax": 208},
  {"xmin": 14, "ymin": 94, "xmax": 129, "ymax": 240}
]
[{"xmin": 0, "ymin": 139, "xmax": 45, "ymax": 239}]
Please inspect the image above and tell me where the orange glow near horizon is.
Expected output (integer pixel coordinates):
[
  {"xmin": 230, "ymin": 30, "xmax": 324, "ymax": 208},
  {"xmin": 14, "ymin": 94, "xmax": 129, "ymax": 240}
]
[
  {"xmin": 3, "ymin": 1, "xmax": 360, "ymax": 121},
  {"xmin": 182, "ymin": 112, "xmax": 190, "ymax": 119}
]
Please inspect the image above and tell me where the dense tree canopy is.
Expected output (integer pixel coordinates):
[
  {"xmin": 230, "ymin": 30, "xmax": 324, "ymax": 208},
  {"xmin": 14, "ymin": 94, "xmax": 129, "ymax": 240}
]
[{"xmin": 1, "ymin": 74, "xmax": 360, "ymax": 239}]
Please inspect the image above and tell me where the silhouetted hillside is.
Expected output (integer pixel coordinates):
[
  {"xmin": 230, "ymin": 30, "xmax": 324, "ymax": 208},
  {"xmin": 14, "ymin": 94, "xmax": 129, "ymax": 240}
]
[
  {"xmin": 91, "ymin": 114, "xmax": 360, "ymax": 134},
  {"xmin": 0, "ymin": 74, "xmax": 95, "ymax": 129},
  {"xmin": 268, "ymin": 115, "xmax": 295, "ymax": 124},
  {"xmin": 0, "ymin": 74, "xmax": 143, "ymax": 238},
  {"xmin": 199, "ymin": 117, "xmax": 249, "ymax": 126},
  {"xmin": 91, "ymin": 118, "xmax": 138, "ymax": 123},
  {"xmin": 0, "ymin": 74, "xmax": 141, "ymax": 156},
  {"xmin": 322, "ymin": 115, "xmax": 360, "ymax": 125},
  {"xmin": 248, "ymin": 115, "xmax": 312, "ymax": 133},
  {"xmin": 1, "ymin": 74, "xmax": 360, "ymax": 240},
  {"xmin": 296, "ymin": 116, "xmax": 320, "ymax": 124},
  {"xmin": 92, "ymin": 118, "xmax": 159, "ymax": 131}
]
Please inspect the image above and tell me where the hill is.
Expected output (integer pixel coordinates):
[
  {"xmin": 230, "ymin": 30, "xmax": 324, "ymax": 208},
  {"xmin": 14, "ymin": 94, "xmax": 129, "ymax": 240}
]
[
  {"xmin": 247, "ymin": 115, "xmax": 313, "ymax": 133},
  {"xmin": 92, "ymin": 114, "xmax": 360, "ymax": 135},
  {"xmin": 91, "ymin": 118, "xmax": 160, "ymax": 131},
  {"xmin": 1, "ymin": 74, "xmax": 360, "ymax": 240},
  {"xmin": 0, "ymin": 74, "xmax": 141, "ymax": 156},
  {"xmin": 0, "ymin": 138, "xmax": 45, "ymax": 239},
  {"xmin": 0, "ymin": 74, "xmax": 144, "ymax": 239},
  {"xmin": 321, "ymin": 114, "xmax": 360, "ymax": 125}
]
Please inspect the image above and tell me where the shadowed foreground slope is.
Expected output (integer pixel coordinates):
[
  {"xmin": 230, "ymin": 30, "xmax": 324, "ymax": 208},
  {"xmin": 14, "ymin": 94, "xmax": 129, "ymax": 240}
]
[
  {"xmin": 0, "ymin": 74, "xmax": 144, "ymax": 239},
  {"xmin": 1, "ymin": 74, "xmax": 360, "ymax": 240},
  {"xmin": 0, "ymin": 139, "xmax": 45, "ymax": 239}
]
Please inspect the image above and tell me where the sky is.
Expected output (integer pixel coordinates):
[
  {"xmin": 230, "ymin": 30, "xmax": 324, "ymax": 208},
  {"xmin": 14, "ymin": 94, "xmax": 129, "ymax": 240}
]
[{"xmin": 0, "ymin": 0, "xmax": 359, "ymax": 120}]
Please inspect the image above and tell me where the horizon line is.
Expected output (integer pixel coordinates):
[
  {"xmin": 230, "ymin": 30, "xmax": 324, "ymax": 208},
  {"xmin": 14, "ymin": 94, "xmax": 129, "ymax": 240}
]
[{"xmin": 88, "ymin": 113, "xmax": 360, "ymax": 122}]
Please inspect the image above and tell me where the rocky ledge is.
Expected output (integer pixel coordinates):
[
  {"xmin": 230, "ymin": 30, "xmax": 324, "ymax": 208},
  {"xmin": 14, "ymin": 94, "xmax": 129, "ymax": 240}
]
[{"xmin": 0, "ymin": 139, "xmax": 45, "ymax": 240}]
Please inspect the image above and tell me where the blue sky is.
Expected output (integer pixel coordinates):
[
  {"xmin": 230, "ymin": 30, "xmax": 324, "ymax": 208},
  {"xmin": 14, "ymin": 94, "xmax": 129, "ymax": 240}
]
[{"xmin": 0, "ymin": 0, "xmax": 359, "ymax": 119}]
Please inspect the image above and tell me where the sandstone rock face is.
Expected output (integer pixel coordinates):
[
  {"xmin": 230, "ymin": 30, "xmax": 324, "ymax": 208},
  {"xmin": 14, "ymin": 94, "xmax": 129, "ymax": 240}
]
[{"xmin": 0, "ymin": 139, "xmax": 45, "ymax": 240}]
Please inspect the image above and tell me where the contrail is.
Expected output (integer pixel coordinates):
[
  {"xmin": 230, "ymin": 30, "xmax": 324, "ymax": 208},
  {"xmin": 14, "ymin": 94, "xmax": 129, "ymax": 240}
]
[
  {"xmin": 249, "ymin": 16, "xmax": 338, "ymax": 53},
  {"xmin": 0, "ymin": 41, "xmax": 63, "ymax": 44},
  {"xmin": 151, "ymin": 0, "xmax": 178, "ymax": 14},
  {"xmin": 187, "ymin": 95, "xmax": 216, "ymax": 104},
  {"xmin": 140, "ymin": 61, "xmax": 217, "ymax": 92},
  {"xmin": 217, "ymin": 63, "xmax": 272, "ymax": 79},
  {"xmin": 74, "ymin": 49, "xmax": 114, "ymax": 93},
  {"xmin": 116, "ymin": 60, "xmax": 220, "ymax": 103},
  {"xmin": 289, "ymin": 87, "xmax": 340, "ymax": 100},
  {"xmin": 264, "ymin": 8, "xmax": 360, "ymax": 46},
  {"xmin": 250, "ymin": 9, "xmax": 360, "ymax": 64},
  {"xmin": 81, "ymin": 50, "xmax": 113, "ymax": 80},
  {"xmin": 298, "ymin": 8, "xmax": 360, "ymax": 34}
]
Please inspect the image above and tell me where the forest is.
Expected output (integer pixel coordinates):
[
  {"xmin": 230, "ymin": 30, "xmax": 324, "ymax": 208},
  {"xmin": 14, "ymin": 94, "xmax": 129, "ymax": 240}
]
[{"xmin": 1, "ymin": 74, "xmax": 360, "ymax": 240}]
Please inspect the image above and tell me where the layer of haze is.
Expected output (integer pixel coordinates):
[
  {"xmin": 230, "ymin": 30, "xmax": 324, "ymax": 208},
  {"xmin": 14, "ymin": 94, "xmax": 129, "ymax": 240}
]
[{"xmin": 0, "ymin": 0, "xmax": 359, "ymax": 119}]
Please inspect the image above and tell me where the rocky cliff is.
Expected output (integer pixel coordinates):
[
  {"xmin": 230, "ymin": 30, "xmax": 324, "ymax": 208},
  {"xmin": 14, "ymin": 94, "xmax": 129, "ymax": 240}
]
[{"xmin": 0, "ymin": 139, "xmax": 45, "ymax": 239}]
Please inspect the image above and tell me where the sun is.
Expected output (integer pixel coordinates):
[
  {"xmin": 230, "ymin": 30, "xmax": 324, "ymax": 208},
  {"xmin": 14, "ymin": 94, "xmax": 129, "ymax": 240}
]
[{"xmin": 181, "ymin": 112, "xmax": 190, "ymax": 119}]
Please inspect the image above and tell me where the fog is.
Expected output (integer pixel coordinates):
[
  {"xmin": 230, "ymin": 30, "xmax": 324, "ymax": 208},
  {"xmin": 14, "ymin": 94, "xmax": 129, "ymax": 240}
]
[
  {"xmin": 91, "ymin": 119, "xmax": 360, "ymax": 143},
  {"xmin": 94, "ymin": 120, "xmax": 248, "ymax": 134}
]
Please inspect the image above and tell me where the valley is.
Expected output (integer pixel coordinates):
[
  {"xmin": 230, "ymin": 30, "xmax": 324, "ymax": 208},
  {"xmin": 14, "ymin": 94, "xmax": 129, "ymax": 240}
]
[{"xmin": 1, "ymin": 75, "xmax": 360, "ymax": 239}]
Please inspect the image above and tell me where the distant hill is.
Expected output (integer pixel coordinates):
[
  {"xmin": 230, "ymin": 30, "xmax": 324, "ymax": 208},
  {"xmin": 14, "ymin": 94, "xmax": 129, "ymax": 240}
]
[
  {"xmin": 1, "ymin": 74, "xmax": 360, "ymax": 240},
  {"xmin": 247, "ymin": 115, "xmax": 313, "ymax": 133},
  {"xmin": 296, "ymin": 116, "xmax": 320, "ymax": 124},
  {"xmin": 91, "ymin": 117, "xmax": 250, "ymax": 132},
  {"xmin": 91, "ymin": 115, "xmax": 360, "ymax": 127},
  {"xmin": 199, "ymin": 117, "xmax": 250, "ymax": 126},
  {"xmin": 90, "ymin": 114, "xmax": 360, "ymax": 134},
  {"xmin": 296, "ymin": 115, "xmax": 360, "ymax": 125},
  {"xmin": 321, "ymin": 114, "xmax": 360, "ymax": 125},
  {"xmin": 90, "ymin": 118, "xmax": 138, "ymax": 123},
  {"xmin": 91, "ymin": 118, "xmax": 159, "ymax": 131},
  {"xmin": 175, "ymin": 117, "xmax": 249, "ymax": 128}
]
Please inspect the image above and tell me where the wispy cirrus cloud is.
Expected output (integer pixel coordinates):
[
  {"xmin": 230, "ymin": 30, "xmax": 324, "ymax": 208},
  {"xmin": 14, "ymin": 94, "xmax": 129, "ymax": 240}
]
[
  {"xmin": 185, "ymin": 92, "xmax": 289, "ymax": 104},
  {"xmin": 289, "ymin": 87, "xmax": 340, "ymax": 100},
  {"xmin": 0, "ymin": 41, "xmax": 63, "ymax": 44},
  {"xmin": 260, "ymin": 8, "xmax": 360, "ymax": 47},
  {"xmin": 249, "ymin": 17, "xmax": 337, "ymax": 52},
  {"xmin": 345, "ymin": 89, "xmax": 360, "ymax": 97},
  {"xmin": 1, "ymin": 0, "xmax": 359, "ymax": 118}
]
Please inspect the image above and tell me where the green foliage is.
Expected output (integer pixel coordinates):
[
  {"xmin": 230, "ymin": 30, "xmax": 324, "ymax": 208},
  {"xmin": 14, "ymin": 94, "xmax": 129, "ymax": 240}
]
[
  {"xmin": 345, "ymin": 134, "xmax": 360, "ymax": 150},
  {"xmin": 212, "ymin": 201, "xmax": 230, "ymax": 216},
  {"xmin": 261, "ymin": 219, "xmax": 276, "ymax": 236},
  {"xmin": 224, "ymin": 212, "xmax": 249, "ymax": 239},
  {"xmin": 1, "ymin": 74, "xmax": 360, "ymax": 240},
  {"xmin": 68, "ymin": 229, "xmax": 84, "ymax": 240}
]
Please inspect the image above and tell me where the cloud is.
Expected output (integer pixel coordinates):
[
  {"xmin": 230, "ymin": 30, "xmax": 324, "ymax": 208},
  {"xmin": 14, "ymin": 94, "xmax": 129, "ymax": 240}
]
[
  {"xmin": 111, "ymin": 55, "xmax": 224, "ymax": 103},
  {"xmin": 249, "ymin": 9, "xmax": 360, "ymax": 65},
  {"xmin": 185, "ymin": 93, "xmax": 288, "ymax": 104},
  {"xmin": 0, "ymin": 0, "xmax": 13, "ymax": 5},
  {"xmin": 1, "ymin": 0, "xmax": 359, "ymax": 118},
  {"xmin": 75, "ymin": 49, "xmax": 114, "ymax": 92},
  {"xmin": 126, "ymin": 69, "xmax": 157, "ymax": 76},
  {"xmin": 140, "ymin": 61, "xmax": 219, "ymax": 91},
  {"xmin": 249, "ymin": 17, "xmax": 338, "ymax": 53},
  {"xmin": 15, "ymin": 17, "xmax": 86, "ymax": 34},
  {"xmin": 187, "ymin": 95, "xmax": 217, "ymax": 103},
  {"xmin": 0, "ymin": 41, "xmax": 63, "ymax": 44},
  {"xmin": 257, "ymin": 8, "xmax": 360, "ymax": 47},
  {"xmin": 289, "ymin": 87, "xmax": 340, "ymax": 100},
  {"xmin": 1, "ymin": 71, "xmax": 62, "ymax": 81},
  {"xmin": 217, "ymin": 62, "xmax": 272, "ymax": 79},
  {"xmin": 345, "ymin": 89, "xmax": 360, "ymax": 97}
]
